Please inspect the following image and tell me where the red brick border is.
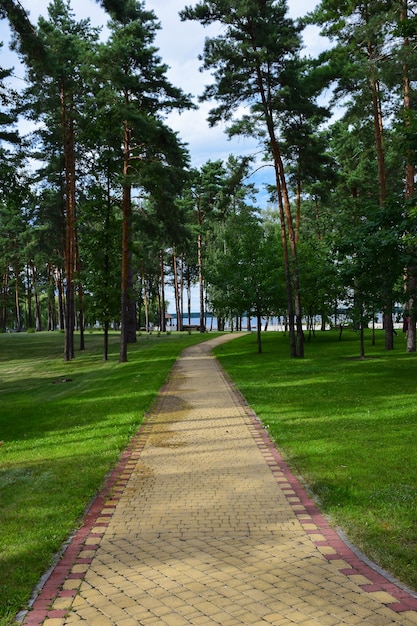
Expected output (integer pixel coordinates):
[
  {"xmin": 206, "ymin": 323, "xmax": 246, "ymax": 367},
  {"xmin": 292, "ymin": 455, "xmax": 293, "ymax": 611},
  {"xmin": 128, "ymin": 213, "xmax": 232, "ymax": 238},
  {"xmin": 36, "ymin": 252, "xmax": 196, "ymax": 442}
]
[{"xmin": 18, "ymin": 415, "xmax": 158, "ymax": 625}]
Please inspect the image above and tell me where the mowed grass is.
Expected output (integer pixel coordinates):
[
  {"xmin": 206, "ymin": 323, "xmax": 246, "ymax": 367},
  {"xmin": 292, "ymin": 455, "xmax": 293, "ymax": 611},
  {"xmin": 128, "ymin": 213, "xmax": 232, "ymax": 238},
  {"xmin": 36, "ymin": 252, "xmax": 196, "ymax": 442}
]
[
  {"xmin": 0, "ymin": 330, "xmax": 220, "ymax": 626},
  {"xmin": 214, "ymin": 329, "xmax": 417, "ymax": 592}
]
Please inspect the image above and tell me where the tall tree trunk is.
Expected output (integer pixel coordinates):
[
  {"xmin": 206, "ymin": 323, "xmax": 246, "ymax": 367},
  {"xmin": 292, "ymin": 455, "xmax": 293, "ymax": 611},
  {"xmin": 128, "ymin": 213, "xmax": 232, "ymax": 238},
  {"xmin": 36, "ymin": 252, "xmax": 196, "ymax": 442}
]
[
  {"xmin": 368, "ymin": 41, "xmax": 393, "ymax": 349},
  {"xmin": 103, "ymin": 177, "xmax": 111, "ymax": 360},
  {"xmin": 360, "ymin": 324, "xmax": 365, "ymax": 360},
  {"xmin": 197, "ymin": 198, "xmax": 205, "ymax": 333},
  {"xmin": 75, "ymin": 231, "xmax": 84, "ymax": 350},
  {"xmin": 173, "ymin": 248, "xmax": 181, "ymax": 332},
  {"xmin": 160, "ymin": 250, "xmax": 166, "ymax": 332},
  {"xmin": 26, "ymin": 265, "xmax": 33, "ymax": 329},
  {"xmin": 370, "ymin": 73, "xmax": 386, "ymax": 207},
  {"xmin": 31, "ymin": 263, "xmax": 42, "ymax": 332},
  {"xmin": 187, "ymin": 274, "xmax": 192, "ymax": 326},
  {"xmin": 254, "ymin": 57, "xmax": 303, "ymax": 357},
  {"xmin": 120, "ymin": 120, "xmax": 132, "ymax": 362},
  {"xmin": 126, "ymin": 260, "xmax": 137, "ymax": 342},
  {"xmin": 54, "ymin": 267, "xmax": 65, "ymax": 331},
  {"xmin": 78, "ymin": 282, "xmax": 85, "ymax": 349},
  {"xmin": 256, "ymin": 311, "xmax": 262, "ymax": 354},
  {"xmin": 384, "ymin": 306, "xmax": 395, "ymax": 351},
  {"xmin": 401, "ymin": 0, "xmax": 414, "ymax": 201},
  {"xmin": 276, "ymin": 183, "xmax": 296, "ymax": 357},
  {"xmin": 401, "ymin": 0, "xmax": 416, "ymax": 352},
  {"xmin": 14, "ymin": 264, "xmax": 21, "ymax": 332},
  {"xmin": 142, "ymin": 269, "xmax": 150, "ymax": 332},
  {"xmin": 47, "ymin": 265, "xmax": 55, "ymax": 331},
  {"xmin": 1, "ymin": 268, "xmax": 9, "ymax": 331},
  {"xmin": 406, "ymin": 272, "xmax": 416, "ymax": 352},
  {"xmin": 62, "ymin": 87, "xmax": 76, "ymax": 361},
  {"xmin": 279, "ymin": 153, "xmax": 304, "ymax": 357},
  {"xmin": 295, "ymin": 167, "xmax": 301, "ymax": 245},
  {"xmin": 177, "ymin": 254, "xmax": 185, "ymax": 331},
  {"xmin": 103, "ymin": 320, "xmax": 109, "ymax": 362}
]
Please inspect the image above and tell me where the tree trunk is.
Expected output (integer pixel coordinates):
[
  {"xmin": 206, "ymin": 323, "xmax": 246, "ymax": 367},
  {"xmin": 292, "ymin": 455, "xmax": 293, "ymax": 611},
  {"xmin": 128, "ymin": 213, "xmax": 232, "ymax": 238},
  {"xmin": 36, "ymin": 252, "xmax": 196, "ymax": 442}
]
[
  {"xmin": 277, "ymin": 182, "xmax": 296, "ymax": 357},
  {"xmin": 75, "ymin": 232, "xmax": 84, "ymax": 350},
  {"xmin": 407, "ymin": 271, "xmax": 416, "ymax": 352},
  {"xmin": 120, "ymin": 120, "xmax": 132, "ymax": 362},
  {"xmin": 370, "ymin": 72, "xmax": 386, "ymax": 207},
  {"xmin": 47, "ymin": 265, "xmax": 55, "ymax": 331},
  {"xmin": 187, "ymin": 277, "xmax": 192, "ymax": 326},
  {"xmin": 295, "ymin": 167, "xmax": 301, "ymax": 245},
  {"xmin": 31, "ymin": 264, "xmax": 42, "ymax": 332},
  {"xmin": 103, "ymin": 180, "xmax": 111, "ymax": 358},
  {"xmin": 256, "ymin": 312, "xmax": 262, "ymax": 354},
  {"xmin": 360, "ymin": 323, "xmax": 365, "ymax": 360},
  {"xmin": 280, "ymin": 160, "xmax": 304, "ymax": 358},
  {"xmin": 160, "ymin": 251, "xmax": 166, "ymax": 332},
  {"xmin": 384, "ymin": 306, "xmax": 394, "ymax": 351},
  {"xmin": 14, "ymin": 265, "xmax": 21, "ymax": 332},
  {"xmin": 1, "ymin": 268, "xmax": 9, "ymax": 331},
  {"xmin": 402, "ymin": 1, "xmax": 416, "ymax": 352},
  {"xmin": 126, "ymin": 260, "xmax": 137, "ymax": 342},
  {"xmin": 78, "ymin": 283, "xmax": 85, "ymax": 350},
  {"xmin": 197, "ymin": 201, "xmax": 205, "ymax": 333},
  {"xmin": 103, "ymin": 320, "xmax": 109, "ymax": 361},
  {"xmin": 26, "ymin": 265, "xmax": 33, "ymax": 329},
  {"xmin": 180, "ymin": 255, "xmax": 184, "ymax": 330},
  {"xmin": 62, "ymin": 87, "xmax": 76, "ymax": 361},
  {"xmin": 253, "ymin": 56, "xmax": 303, "ymax": 357},
  {"xmin": 54, "ymin": 268, "xmax": 65, "ymax": 331},
  {"xmin": 173, "ymin": 248, "xmax": 181, "ymax": 332},
  {"xmin": 142, "ymin": 269, "xmax": 150, "ymax": 332}
]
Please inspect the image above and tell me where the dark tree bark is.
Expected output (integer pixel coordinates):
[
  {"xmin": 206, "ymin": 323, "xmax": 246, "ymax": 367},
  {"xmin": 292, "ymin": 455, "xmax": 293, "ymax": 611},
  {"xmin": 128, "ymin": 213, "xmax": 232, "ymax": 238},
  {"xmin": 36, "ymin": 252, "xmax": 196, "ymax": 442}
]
[
  {"xmin": 62, "ymin": 87, "xmax": 76, "ymax": 361},
  {"xmin": 119, "ymin": 121, "xmax": 131, "ymax": 362}
]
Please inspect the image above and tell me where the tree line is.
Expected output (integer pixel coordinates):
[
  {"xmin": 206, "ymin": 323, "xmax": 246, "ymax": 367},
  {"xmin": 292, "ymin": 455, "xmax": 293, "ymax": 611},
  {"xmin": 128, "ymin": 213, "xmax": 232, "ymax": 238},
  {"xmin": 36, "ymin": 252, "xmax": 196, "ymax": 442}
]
[{"xmin": 0, "ymin": 0, "xmax": 416, "ymax": 360}]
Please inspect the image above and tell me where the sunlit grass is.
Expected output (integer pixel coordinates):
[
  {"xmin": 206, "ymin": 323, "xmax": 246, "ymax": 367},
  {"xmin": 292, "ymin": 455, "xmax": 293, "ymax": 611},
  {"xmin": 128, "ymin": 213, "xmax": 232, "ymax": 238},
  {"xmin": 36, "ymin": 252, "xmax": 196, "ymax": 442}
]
[
  {"xmin": 0, "ymin": 330, "xmax": 220, "ymax": 626},
  {"xmin": 214, "ymin": 329, "xmax": 417, "ymax": 592}
]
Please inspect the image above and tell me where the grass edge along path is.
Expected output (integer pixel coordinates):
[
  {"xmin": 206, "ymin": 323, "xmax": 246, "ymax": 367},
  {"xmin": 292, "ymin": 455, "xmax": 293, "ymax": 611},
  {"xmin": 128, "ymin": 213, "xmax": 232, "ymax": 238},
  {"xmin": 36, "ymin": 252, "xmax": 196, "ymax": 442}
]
[
  {"xmin": 0, "ymin": 331, "xmax": 222, "ymax": 626},
  {"xmin": 214, "ymin": 329, "xmax": 417, "ymax": 595}
]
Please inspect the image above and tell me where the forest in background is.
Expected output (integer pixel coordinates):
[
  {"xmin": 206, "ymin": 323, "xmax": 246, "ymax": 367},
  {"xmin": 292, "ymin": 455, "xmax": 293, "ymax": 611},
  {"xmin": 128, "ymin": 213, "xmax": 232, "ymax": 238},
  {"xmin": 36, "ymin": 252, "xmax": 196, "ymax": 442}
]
[{"xmin": 0, "ymin": 0, "xmax": 417, "ymax": 360}]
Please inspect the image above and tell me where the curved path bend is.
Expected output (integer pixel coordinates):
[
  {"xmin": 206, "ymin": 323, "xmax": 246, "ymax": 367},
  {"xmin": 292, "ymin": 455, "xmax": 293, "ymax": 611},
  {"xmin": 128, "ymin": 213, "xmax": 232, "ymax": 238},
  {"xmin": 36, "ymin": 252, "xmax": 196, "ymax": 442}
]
[{"xmin": 19, "ymin": 334, "xmax": 417, "ymax": 626}]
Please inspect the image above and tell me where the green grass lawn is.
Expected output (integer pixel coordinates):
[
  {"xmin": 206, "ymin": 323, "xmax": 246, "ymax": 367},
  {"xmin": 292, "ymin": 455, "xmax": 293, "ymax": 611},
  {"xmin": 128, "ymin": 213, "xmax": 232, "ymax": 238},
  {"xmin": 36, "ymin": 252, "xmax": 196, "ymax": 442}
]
[
  {"xmin": 2, "ymin": 328, "xmax": 417, "ymax": 625},
  {"xmin": 0, "ymin": 330, "xmax": 220, "ymax": 626},
  {"xmin": 214, "ymin": 329, "xmax": 417, "ymax": 593}
]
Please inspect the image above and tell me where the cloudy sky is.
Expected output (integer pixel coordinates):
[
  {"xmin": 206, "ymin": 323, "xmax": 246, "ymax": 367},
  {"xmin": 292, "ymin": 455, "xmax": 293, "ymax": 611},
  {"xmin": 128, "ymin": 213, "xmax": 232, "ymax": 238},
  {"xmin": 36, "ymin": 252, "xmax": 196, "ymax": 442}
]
[{"xmin": 1, "ymin": 0, "xmax": 326, "ymax": 170}]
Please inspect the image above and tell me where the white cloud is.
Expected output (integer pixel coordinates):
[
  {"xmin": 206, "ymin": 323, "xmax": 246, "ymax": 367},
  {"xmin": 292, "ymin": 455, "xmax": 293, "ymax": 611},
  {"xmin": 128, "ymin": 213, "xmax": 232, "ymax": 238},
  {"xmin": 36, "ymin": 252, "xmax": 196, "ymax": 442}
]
[
  {"xmin": 0, "ymin": 0, "xmax": 325, "ymax": 171},
  {"xmin": 145, "ymin": 0, "xmax": 326, "ymax": 168}
]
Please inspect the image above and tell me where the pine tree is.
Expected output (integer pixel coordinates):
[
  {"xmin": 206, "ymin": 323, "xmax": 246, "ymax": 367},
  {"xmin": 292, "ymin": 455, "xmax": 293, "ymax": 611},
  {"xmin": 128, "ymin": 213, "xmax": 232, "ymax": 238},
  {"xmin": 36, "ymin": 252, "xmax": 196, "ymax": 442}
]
[
  {"xmin": 94, "ymin": 0, "xmax": 193, "ymax": 361},
  {"xmin": 181, "ymin": 0, "xmax": 307, "ymax": 356}
]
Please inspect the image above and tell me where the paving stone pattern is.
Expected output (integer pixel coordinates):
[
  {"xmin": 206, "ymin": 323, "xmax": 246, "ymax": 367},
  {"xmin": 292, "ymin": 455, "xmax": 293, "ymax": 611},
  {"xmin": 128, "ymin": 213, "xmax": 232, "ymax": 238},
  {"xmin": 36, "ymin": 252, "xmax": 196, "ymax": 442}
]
[{"xmin": 19, "ymin": 334, "xmax": 417, "ymax": 625}]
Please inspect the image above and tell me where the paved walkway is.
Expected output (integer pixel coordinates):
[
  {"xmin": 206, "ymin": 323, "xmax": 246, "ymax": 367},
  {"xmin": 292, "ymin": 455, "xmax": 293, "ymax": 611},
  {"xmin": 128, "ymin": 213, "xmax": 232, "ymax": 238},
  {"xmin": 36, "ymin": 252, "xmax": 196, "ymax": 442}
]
[{"xmin": 19, "ymin": 334, "xmax": 417, "ymax": 626}]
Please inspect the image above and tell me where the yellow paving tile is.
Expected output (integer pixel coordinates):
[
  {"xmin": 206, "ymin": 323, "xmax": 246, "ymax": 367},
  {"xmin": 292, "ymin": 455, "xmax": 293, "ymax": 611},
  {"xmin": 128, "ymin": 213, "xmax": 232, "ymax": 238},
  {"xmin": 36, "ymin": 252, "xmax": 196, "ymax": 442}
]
[
  {"xmin": 50, "ymin": 598, "xmax": 72, "ymax": 611},
  {"xmin": 368, "ymin": 590, "xmax": 400, "ymax": 604},
  {"xmin": 61, "ymin": 579, "xmax": 81, "ymax": 591},
  {"xmin": 348, "ymin": 573, "xmax": 372, "ymax": 585},
  {"xmin": 70, "ymin": 564, "xmax": 89, "ymax": 574}
]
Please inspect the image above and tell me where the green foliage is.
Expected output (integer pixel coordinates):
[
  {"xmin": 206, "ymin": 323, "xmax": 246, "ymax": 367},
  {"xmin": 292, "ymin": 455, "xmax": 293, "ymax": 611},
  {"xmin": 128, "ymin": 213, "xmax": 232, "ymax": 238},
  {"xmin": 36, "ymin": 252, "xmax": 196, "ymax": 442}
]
[
  {"xmin": 181, "ymin": 0, "xmax": 303, "ymax": 130},
  {"xmin": 206, "ymin": 209, "xmax": 284, "ymax": 319},
  {"xmin": 215, "ymin": 330, "xmax": 417, "ymax": 591}
]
